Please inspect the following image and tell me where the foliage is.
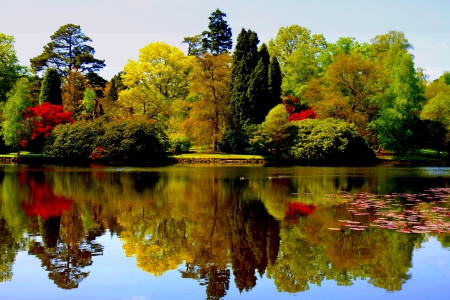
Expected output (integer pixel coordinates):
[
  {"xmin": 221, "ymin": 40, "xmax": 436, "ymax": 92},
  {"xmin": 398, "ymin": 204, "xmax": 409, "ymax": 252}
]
[
  {"xmin": 168, "ymin": 133, "xmax": 191, "ymax": 154},
  {"xmin": 201, "ymin": 8, "xmax": 233, "ymax": 54},
  {"xmin": 1, "ymin": 78, "xmax": 32, "ymax": 152},
  {"xmin": 0, "ymin": 33, "xmax": 26, "ymax": 103},
  {"xmin": 181, "ymin": 53, "xmax": 232, "ymax": 151},
  {"xmin": 369, "ymin": 51, "xmax": 425, "ymax": 154},
  {"xmin": 268, "ymin": 56, "xmax": 282, "ymax": 107},
  {"xmin": 61, "ymin": 69, "xmax": 89, "ymax": 119},
  {"xmin": 267, "ymin": 25, "xmax": 327, "ymax": 97},
  {"xmin": 39, "ymin": 68, "xmax": 62, "ymax": 105},
  {"xmin": 30, "ymin": 24, "xmax": 105, "ymax": 78},
  {"xmin": 305, "ymin": 52, "xmax": 387, "ymax": 136},
  {"xmin": 288, "ymin": 109, "xmax": 317, "ymax": 121},
  {"xmin": 20, "ymin": 102, "xmax": 73, "ymax": 152},
  {"xmin": 285, "ymin": 118, "xmax": 375, "ymax": 163},
  {"xmin": 42, "ymin": 117, "xmax": 169, "ymax": 160},
  {"xmin": 230, "ymin": 28, "xmax": 260, "ymax": 125},
  {"xmin": 83, "ymin": 88, "xmax": 96, "ymax": 114},
  {"xmin": 120, "ymin": 42, "xmax": 194, "ymax": 121},
  {"xmin": 260, "ymin": 104, "xmax": 290, "ymax": 154},
  {"xmin": 182, "ymin": 35, "xmax": 203, "ymax": 56}
]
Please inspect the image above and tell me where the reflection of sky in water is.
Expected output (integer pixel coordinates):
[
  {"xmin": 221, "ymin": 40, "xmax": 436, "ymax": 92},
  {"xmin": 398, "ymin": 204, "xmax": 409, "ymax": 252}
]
[
  {"xmin": 3, "ymin": 234, "xmax": 450, "ymax": 300},
  {"xmin": 419, "ymin": 167, "xmax": 450, "ymax": 177}
]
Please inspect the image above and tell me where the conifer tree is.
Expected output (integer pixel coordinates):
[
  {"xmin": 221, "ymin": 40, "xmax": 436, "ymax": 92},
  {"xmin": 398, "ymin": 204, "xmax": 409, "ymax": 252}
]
[
  {"xmin": 230, "ymin": 28, "xmax": 260, "ymax": 123},
  {"xmin": 202, "ymin": 9, "xmax": 233, "ymax": 54},
  {"xmin": 247, "ymin": 58, "xmax": 268, "ymax": 124},
  {"xmin": 268, "ymin": 56, "xmax": 282, "ymax": 107},
  {"xmin": 39, "ymin": 68, "xmax": 62, "ymax": 105}
]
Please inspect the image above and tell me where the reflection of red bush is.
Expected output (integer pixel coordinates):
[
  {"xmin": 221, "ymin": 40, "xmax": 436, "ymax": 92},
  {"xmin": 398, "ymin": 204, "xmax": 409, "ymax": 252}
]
[
  {"xmin": 285, "ymin": 202, "xmax": 316, "ymax": 219},
  {"xmin": 21, "ymin": 173, "xmax": 72, "ymax": 220}
]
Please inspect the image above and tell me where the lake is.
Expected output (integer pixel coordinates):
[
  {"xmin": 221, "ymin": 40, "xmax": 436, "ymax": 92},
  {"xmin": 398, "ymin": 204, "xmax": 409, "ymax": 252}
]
[{"xmin": 0, "ymin": 164, "xmax": 449, "ymax": 300}]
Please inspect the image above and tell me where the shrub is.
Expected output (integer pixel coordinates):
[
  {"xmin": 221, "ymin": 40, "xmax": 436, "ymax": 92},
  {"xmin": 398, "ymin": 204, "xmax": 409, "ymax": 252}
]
[
  {"xmin": 43, "ymin": 117, "xmax": 169, "ymax": 160},
  {"xmin": 284, "ymin": 118, "xmax": 375, "ymax": 164},
  {"xmin": 168, "ymin": 133, "xmax": 191, "ymax": 154}
]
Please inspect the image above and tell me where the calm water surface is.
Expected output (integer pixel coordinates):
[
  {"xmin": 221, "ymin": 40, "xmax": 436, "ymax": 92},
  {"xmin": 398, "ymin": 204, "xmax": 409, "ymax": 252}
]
[{"xmin": 0, "ymin": 164, "xmax": 449, "ymax": 300}]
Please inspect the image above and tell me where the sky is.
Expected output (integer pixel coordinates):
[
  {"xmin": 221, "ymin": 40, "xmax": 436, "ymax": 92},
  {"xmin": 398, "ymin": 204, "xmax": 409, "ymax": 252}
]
[{"xmin": 1, "ymin": 0, "xmax": 449, "ymax": 81}]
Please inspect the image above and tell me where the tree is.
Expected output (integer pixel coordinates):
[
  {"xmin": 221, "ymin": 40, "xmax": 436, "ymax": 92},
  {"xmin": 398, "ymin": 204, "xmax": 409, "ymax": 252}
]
[
  {"xmin": 230, "ymin": 28, "xmax": 260, "ymax": 123},
  {"xmin": 181, "ymin": 35, "xmax": 203, "ymax": 56},
  {"xmin": 201, "ymin": 9, "xmax": 233, "ymax": 54},
  {"xmin": 438, "ymin": 71, "xmax": 450, "ymax": 86},
  {"xmin": 119, "ymin": 42, "xmax": 195, "ymax": 121},
  {"xmin": 20, "ymin": 102, "xmax": 73, "ymax": 153},
  {"xmin": 181, "ymin": 53, "xmax": 232, "ymax": 151},
  {"xmin": 39, "ymin": 68, "xmax": 63, "ymax": 105},
  {"xmin": 0, "ymin": 33, "xmax": 26, "ymax": 103},
  {"xmin": 369, "ymin": 51, "xmax": 425, "ymax": 153},
  {"xmin": 304, "ymin": 52, "xmax": 387, "ymax": 136},
  {"xmin": 261, "ymin": 104, "xmax": 290, "ymax": 154},
  {"xmin": 1, "ymin": 78, "xmax": 32, "ymax": 153},
  {"xmin": 30, "ymin": 24, "xmax": 105, "ymax": 78},
  {"xmin": 83, "ymin": 88, "xmax": 96, "ymax": 115},
  {"xmin": 268, "ymin": 56, "xmax": 282, "ymax": 107},
  {"xmin": 61, "ymin": 69, "xmax": 89, "ymax": 119}
]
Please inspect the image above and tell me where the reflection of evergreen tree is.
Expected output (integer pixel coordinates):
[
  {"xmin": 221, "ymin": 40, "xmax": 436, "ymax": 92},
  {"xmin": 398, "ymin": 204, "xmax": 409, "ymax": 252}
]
[
  {"xmin": 230, "ymin": 200, "xmax": 280, "ymax": 293},
  {"xmin": 182, "ymin": 264, "xmax": 230, "ymax": 300},
  {"xmin": 28, "ymin": 210, "xmax": 104, "ymax": 289}
]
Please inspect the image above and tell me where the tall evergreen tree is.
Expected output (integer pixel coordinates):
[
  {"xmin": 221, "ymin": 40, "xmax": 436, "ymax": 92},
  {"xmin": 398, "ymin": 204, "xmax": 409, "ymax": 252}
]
[
  {"xmin": 268, "ymin": 56, "xmax": 282, "ymax": 108},
  {"xmin": 230, "ymin": 28, "xmax": 260, "ymax": 123},
  {"xmin": 202, "ymin": 9, "xmax": 233, "ymax": 54},
  {"xmin": 247, "ymin": 58, "xmax": 268, "ymax": 124},
  {"xmin": 39, "ymin": 68, "xmax": 62, "ymax": 105},
  {"xmin": 220, "ymin": 29, "xmax": 259, "ymax": 153},
  {"xmin": 30, "ymin": 24, "xmax": 105, "ymax": 78}
]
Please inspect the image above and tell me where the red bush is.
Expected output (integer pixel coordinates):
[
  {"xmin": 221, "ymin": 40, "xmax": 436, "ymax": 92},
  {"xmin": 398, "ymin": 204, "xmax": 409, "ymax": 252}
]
[
  {"xmin": 288, "ymin": 109, "xmax": 317, "ymax": 121},
  {"xmin": 21, "ymin": 102, "xmax": 73, "ymax": 149}
]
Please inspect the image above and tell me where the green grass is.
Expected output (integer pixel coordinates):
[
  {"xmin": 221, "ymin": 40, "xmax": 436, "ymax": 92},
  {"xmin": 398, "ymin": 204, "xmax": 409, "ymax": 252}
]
[
  {"xmin": 376, "ymin": 148, "xmax": 446, "ymax": 161},
  {"xmin": 0, "ymin": 151, "xmax": 42, "ymax": 158}
]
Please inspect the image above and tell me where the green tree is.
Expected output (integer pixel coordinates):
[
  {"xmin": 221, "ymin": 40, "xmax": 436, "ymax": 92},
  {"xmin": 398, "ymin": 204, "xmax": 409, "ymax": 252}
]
[
  {"xmin": 0, "ymin": 33, "xmax": 26, "ymax": 103},
  {"xmin": 83, "ymin": 88, "xmax": 96, "ymax": 114},
  {"xmin": 30, "ymin": 24, "xmax": 105, "ymax": 78},
  {"xmin": 230, "ymin": 28, "xmax": 260, "ymax": 123},
  {"xmin": 268, "ymin": 56, "xmax": 282, "ymax": 108},
  {"xmin": 1, "ymin": 78, "xmax": 32, "ymax": 153},
  {"xmin": 221, "ymin": 28, "xmax": 259, "ymax": 153},
  {"xmin": 201, "ymin": 9, "xmax": 233, "ymax": 54},
  {"xmin": 369, "ymin": 49, "xmax": 425, "ymax": 153},
  {"xmin": 39, "ymin": 68, "xmax": 63, "ymax": 105},
  {"xmin": 260, "ymin": 104, "xmax": 290, "ymax": 154},
  {"xmin": 267, "ymin": 25, "xmax": 327, "ymax": 97},
  {"xmin": 182, "ymin": 35, "xmax": 203, "ymax": 56},
  {"xmin": 438, "ymin": 71, "xmax": 450, "ymax": 86}
]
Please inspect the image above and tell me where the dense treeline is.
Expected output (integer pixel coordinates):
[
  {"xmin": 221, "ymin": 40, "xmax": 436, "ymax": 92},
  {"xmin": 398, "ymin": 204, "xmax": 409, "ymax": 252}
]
[{"xmin": 1, "ymin": 9, "xmax": 450, "ymax": 162}]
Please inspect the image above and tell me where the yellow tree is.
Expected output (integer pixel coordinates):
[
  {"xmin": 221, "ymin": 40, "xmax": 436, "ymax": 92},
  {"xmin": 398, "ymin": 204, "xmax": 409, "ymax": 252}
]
[
  {"xmin": 119, "ymin": 42, "xmax": 195, "ymax": 120},
  {"xmin": 180, "ymin": 53, "xmax": 232, "ymax": 150}
]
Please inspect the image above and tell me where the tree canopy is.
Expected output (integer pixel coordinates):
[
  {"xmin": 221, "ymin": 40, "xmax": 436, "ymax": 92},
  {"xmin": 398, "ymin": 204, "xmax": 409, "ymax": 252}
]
[
  {"xmin": 30, "ymin": 24, "xmax": 105, "ymax": 78},
  {"xmin": 201, "ymin": 9, "xmax": 233, "ymax": 54},
  {"xmin": 0, "ymin": 33, "xmax": 26, "ymax": 103}
]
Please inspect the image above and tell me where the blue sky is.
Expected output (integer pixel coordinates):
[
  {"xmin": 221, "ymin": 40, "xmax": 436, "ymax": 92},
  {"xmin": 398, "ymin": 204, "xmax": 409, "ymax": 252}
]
[{"xmin": 1, "ymin": 0, "xmax": 449, "ymax": 80}]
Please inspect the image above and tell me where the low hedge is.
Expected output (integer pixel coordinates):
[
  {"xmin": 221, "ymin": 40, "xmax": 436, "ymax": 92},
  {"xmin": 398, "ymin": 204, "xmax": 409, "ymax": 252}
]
[{"xmin": 42, "ymin": 117, "xmax": 169, "ymax": 161}]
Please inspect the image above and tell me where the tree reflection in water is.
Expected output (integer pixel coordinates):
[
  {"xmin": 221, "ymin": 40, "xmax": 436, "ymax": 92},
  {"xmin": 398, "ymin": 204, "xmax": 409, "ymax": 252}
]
[
  {"xmin": 1, "ymin": 165, "xmax": 447, "ymax": 296},
  {"xmin": 20, "ymin": 171, "xmax": 104, "ymax": 289}
]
